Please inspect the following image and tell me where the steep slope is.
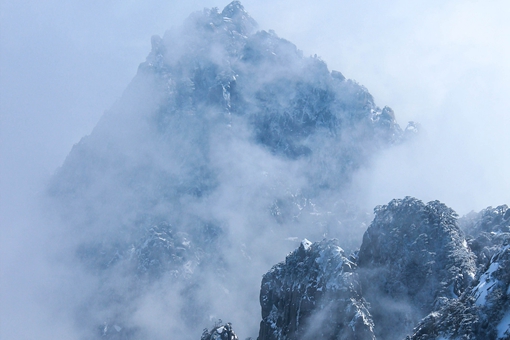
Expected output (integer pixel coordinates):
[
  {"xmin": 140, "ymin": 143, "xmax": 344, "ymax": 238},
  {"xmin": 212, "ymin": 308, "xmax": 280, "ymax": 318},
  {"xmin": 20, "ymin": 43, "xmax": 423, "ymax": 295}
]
[
  {"xmin": 357, "ymin": 197, "xmax": 476, "ymax": 339},
  {"xmin": 461, "ymin": 205, "xmax": 510, "ymax": 270},
  {"xmin": 409, "ymin": 244, "xmax": 510, "ymax": 340},
  {"xmin": 46, "ymin": 2, "xmax": 411, "ymax": 338},
  {"xmin": 407, "ymin": 204, "xmax": 510, "ymax": 340},
  {"xmin": 258, "ymin": 239, "xmax": 375, "ymax": 340}
]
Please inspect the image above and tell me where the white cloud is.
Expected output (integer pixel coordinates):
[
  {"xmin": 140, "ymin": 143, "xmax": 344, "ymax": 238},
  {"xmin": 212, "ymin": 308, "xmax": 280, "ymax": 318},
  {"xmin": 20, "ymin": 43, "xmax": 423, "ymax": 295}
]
[{"xmin": 1, "ymin": 1, "xmax": 510, "ymax": 338}]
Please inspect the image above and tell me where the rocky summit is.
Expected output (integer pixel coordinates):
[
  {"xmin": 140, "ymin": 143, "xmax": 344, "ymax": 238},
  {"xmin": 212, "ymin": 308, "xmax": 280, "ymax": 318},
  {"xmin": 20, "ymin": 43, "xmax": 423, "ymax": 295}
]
[
  {"xmin": 259, "ymin": 239, "xmax": 374, "ymax": 340},
  {"xmin": 357, "ymin": 197, "xmax": 476, "ymax": 339}
]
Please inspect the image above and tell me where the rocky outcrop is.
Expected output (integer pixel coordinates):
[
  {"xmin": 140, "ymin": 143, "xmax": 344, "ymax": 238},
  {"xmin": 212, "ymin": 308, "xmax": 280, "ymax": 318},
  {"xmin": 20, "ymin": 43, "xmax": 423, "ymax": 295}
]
[
  {"xmin": 201, "ymin": 322, "xmax": 239, "ymax": 340},
  {"xmin": 357, "ymin": 197, "xmax": 476, "ymax": 339},
  {"xmin": 258, "ymin": 239, "xmax": 375, "ymax": 340},
  {"xmin": 461, "ymin": 205, "xmax": 510, "ymax": 270},
  {"xmin": 406, "ymin": 204, "xmax": 510, "ymax": 339},
  {"xmin": 409, "ymin": 244, "xmax": 510, "ymax": 340},
  {"xmin": 461, "ymin": 205, "xmax": 510, "ymax": 237}
]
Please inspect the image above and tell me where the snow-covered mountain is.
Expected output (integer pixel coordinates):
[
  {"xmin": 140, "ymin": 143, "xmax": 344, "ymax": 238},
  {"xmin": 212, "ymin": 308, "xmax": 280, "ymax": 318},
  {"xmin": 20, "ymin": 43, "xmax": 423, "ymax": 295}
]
[
  {"xmin": 45, "ymin": 1, "xmax": 510, "ymax": 339},
  {"xmin": 47, "ymin": 2, "xmax": 412, "ymax": 338}
]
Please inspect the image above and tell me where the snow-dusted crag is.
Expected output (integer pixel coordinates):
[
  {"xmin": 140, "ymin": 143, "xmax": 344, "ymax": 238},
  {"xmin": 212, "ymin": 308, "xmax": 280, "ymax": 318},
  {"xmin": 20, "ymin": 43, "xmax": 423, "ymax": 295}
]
[
  {"xmin": 409, "ymin": 244, "xmax": 510, "ymax": 339},
  {"xmin": 357, "ymin": 197, "xmax": 476, "ymax": 339},
  {"xmin": 408, "ymin": 205, "xmax": 510, "ymax": 340},
  {"xmin": 255, "ymin": 199, "xmax": 510, "ymax": 340},
  {"xmin": 461, "ymin": 205, "xmax": 510, "ymax": 270},
  {"xmin": 256, "ymin": 197, "xmax": 484, "ymax": 340},
  {"xmin": 258, "ymin": 239, "xmax": 375, "ymax": 340},
  {"xmin": 44, "ymin": 3, "xmax": 509, "ymax": 338}
]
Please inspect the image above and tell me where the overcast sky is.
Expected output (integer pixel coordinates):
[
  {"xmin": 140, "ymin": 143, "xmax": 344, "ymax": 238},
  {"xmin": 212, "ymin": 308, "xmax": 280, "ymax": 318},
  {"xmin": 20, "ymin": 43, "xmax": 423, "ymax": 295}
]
[
  {"xmin": 2, "ymin": 0, "xmax": 509, "ymax": 218},
  {"xmin": 1, "ymin": 1, "xmax": 510, "ymax": 336}
]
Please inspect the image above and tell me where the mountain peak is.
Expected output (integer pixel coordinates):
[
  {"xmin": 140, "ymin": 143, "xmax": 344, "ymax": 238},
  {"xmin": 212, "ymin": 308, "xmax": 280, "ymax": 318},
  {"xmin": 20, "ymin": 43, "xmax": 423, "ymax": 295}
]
[
  {"xmin": 220, "ymin": 0, "xmax": 257, "ymax": 35},
  {"xmin": 48, "ymin": 2, "xmax": 414, "ymax": 339},
  {"xmin": 222, "ymin": 1, "xmax": 245, "ymax": 18}
]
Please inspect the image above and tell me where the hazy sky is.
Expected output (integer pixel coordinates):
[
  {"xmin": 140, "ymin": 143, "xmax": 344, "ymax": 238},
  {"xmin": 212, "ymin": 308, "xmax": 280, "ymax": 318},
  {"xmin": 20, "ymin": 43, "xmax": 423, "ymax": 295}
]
[
  {"xmin": 1, "ymin": 0, "xmax": 510, "ymax": 338},
  {"xmin": 1, "ymin": 0, "xmax": 509, "ymax": 217}
]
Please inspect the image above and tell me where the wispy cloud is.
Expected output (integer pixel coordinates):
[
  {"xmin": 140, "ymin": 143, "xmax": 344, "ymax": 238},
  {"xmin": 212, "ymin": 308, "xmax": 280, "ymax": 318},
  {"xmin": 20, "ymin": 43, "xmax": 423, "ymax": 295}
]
[{"xmin": 1, "ymin": 1, "xmax": 509, "ymax": 339}]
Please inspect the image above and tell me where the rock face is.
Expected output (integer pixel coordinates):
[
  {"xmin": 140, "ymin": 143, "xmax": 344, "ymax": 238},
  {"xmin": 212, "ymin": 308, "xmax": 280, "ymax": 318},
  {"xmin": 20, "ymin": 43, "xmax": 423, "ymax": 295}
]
[
  {"xmin": 76, "ymin": 222, "xmax": 201, "ymax": 279},
  {"xmin": 258, "ymin": 239, "xmax": 375, "ymax": 340},
  {"xmin": 462, "ymin": 205, "xmax": 510, "ymax": 237},
  {"xmin": 461, "ymin": 205, "xmax": 510, "ymax": 270},
  {"xmin": 409, "ymin": 244, "xmax": 510, "ymax": 340},
  {"xmin": 356, "ymin": 197, "xmax": 476, "ymax": 339}
]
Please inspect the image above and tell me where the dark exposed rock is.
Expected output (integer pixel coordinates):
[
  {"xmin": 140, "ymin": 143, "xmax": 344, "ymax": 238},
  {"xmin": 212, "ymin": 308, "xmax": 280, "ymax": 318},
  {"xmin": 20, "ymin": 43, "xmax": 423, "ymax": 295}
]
[
  {"xmin": 258, "ymin": 239, "xmax": 375, "ymax": 340},
  {"xmin": 357, "ymin": 197, "xmax": 476, "ymax": 339}
]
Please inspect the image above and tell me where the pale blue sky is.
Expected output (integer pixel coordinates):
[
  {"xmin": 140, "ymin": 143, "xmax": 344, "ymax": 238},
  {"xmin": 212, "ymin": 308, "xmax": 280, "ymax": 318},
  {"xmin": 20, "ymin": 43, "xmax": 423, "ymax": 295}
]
[{"xmin": 1, "ymin": 1, "xmax": 510, "ymax": 338}]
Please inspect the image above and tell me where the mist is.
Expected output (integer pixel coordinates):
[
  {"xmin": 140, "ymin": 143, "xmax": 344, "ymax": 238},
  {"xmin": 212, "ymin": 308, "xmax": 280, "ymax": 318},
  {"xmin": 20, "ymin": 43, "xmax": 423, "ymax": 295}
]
[{"xmin": 1, "ymin": 1, "xmax": 509, "ymax": 339}]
